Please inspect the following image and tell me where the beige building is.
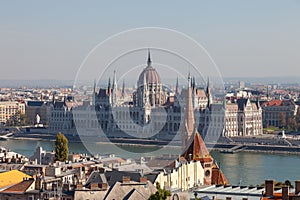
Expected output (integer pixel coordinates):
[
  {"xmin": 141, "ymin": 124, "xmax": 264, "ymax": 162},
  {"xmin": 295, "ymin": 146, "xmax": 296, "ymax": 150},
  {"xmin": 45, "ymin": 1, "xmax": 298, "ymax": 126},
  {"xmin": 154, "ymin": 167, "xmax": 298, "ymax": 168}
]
[
  {"xmin": 200, "ymin": 98, "xmax": 263, "ymax": 139},
  {"xmin": 155, "ymin": 159, "xmax": 205, "ymax": 191},
  {"xmin": 0, "ymin": 101, "xmax": 25, "ymax": 125},
  {"xmin": 262, "ymin": 99, "xmax": 298, "ymax": 127}
]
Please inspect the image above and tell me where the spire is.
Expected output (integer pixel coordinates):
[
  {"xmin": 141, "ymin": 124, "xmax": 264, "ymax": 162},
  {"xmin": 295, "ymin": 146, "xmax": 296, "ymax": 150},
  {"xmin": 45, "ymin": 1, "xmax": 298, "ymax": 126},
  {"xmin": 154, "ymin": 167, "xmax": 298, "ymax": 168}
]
[
  {"xmin": 188, "ymin": 72, "xmax": 191, "ymax": 87},
  {"xmin": 112, "ymin": 70, "xmax": 117, "ymax": 106},
  {"xmin": 108, "ymin": 77, "xmax": 111, "ymax": 90},
  {"xmin": 147, "ymin": 49, "xmax": 152, "ymax": 66},
  {"xmin": 256, "ymin": 95, "xmax": 261, "ymax": 109},
  {"xmin": 113, "ymin": 70, "xmax": 117, "ymax": 88},
  {"xmin": 93, "ymin": 79, "xmax": 96, "ymax": 93},
  {"xmin": 175, "ymin": 76, "xmax": 179, "ymax": 95},
  {"xmin": 206, "ymin": 77, "xmax": 212, "ymax": 108},
  {"xmin": 182, "ymin": 73, "xmax": 195, "ymax": 149},
  {"xmin": 192, "ymin": 77, "xmax": 196, "ymax": 91},
  {"xmin": 92, "ymin": 79, "xmax": 96, "ymax": 106},
  {"xmin": 121, "ymin": 79, "xmax": 125, "ymax": 98},
  {"xmin": 206, "ymin": 77, "xmax": 210, "ymax": 95}
]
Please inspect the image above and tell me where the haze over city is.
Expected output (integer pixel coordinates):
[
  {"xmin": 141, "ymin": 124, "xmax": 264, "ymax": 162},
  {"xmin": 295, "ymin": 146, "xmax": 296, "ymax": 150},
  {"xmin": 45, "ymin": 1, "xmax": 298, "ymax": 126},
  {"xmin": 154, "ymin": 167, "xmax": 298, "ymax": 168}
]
[{"xmin": 1, "ymin": 1, "xmax": 300, "ymax": 81}]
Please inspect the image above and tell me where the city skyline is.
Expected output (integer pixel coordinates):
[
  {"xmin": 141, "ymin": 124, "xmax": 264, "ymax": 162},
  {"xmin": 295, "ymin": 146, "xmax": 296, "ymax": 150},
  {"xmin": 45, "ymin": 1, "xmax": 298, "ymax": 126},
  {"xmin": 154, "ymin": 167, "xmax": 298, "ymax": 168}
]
[{"xmin": 0, "ymin": 1, "xmax": 300, "ymax": 80}]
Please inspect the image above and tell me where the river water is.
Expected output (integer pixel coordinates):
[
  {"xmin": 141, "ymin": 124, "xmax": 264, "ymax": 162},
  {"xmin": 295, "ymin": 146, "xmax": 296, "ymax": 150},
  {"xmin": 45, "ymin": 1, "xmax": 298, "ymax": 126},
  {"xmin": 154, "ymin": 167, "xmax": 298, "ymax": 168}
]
[{"xmin": 1, "ymin": 139, "xmax": 299, "ymax": 186}]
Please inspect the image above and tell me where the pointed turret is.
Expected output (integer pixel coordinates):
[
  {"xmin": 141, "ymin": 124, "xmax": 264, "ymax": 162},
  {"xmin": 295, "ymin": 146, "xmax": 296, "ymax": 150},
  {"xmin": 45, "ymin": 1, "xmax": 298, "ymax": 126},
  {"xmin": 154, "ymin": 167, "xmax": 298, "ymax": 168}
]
[
  {"xmin": 182, "ymin": 74, "xmax": 195, "ymax": 149},
  {"xmin": 256, "ymin": 95, "xmax": 261, "ymax": 109},
  {"xmin": 175, "ymin": 76, "xmax": 179, "ymax": 95},
  {"xmin": 121, "ymin": 79, "xmax": 125, "ymax": 98},
  {"xmin": 192, "ymin": 77, "xmax": 196, "ymax": 91},
  {"xmin": 206, "ymin": 77, "xmax": 212, "ymax": 108},
  {"xmin": 91, "ymin": 79, "xmax": 96, "ymax": 106},
  {"xmin": 112, "ymin": 70, "xmax": 117, "ymax": 106},
  {"xmin": 93, "ymin": 79, "xmax": 96, "ymax": 93},
  {"xmin": 107, "ymin": 77, "xmax": 111, "ymax": 91}
]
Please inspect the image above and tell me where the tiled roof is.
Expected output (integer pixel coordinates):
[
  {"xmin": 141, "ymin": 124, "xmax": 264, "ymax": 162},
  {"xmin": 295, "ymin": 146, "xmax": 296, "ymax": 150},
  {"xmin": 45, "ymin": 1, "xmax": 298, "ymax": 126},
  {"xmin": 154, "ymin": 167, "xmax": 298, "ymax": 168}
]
[
  {"xmin": 263, "ymin": 100, "xmax": 283, "ymax": 106},
  {"xmin": 1, "ymin": 179, "xmax": 34, "ymax": 194},
  {"xmin": 85, "ymin": 171, "xmax": 107, "ymax": 188},
  {"xmin": 182, "ymin": 131, "xmax": 213, "ymax": 163},
  {"xmin": 211, "ymin": 164, "xmax": 229, "ymax": 185},
  {"xmin": 105, "ymin": 170, "xmax": 141, "ymax": 186},
  {"xmin": 104, "ymin": 181, "xmax": 156, "ymax": 200},
  {"xmin": 0, "ymin": 170, "xmax": 31, "ymax": 189}
]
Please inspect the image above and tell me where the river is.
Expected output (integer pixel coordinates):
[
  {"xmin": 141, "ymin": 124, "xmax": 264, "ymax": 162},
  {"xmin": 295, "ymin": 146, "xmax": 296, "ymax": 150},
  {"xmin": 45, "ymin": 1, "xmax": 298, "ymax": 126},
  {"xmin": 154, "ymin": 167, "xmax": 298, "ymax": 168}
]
[{"xmin": 1, "ymin": 139, "xmax": 299, "ymax": 186}]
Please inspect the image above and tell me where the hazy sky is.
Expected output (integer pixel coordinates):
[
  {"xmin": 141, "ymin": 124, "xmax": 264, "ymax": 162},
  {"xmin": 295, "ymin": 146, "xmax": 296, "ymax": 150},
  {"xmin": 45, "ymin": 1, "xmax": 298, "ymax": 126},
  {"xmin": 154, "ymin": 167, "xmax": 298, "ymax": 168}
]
[{"xmin": 0, "ymin": 1, "xmax": 299, "ymax": 81}]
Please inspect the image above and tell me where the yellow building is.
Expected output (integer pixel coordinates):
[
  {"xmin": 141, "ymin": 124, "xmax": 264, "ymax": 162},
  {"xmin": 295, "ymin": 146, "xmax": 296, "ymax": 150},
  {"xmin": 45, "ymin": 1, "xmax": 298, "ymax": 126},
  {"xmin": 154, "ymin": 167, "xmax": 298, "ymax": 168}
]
[
  {"xmin": 0, "ymin": 101, "xmax": 25, "ymax": 125},
  {"xmin": 0, "ymin": 170, "xmax": 31, "ymax": 189}
]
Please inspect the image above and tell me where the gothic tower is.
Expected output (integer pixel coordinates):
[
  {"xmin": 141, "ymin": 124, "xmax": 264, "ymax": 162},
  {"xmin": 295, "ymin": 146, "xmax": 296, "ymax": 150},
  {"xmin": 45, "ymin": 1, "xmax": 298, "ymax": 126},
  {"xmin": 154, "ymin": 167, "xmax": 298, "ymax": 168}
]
[{"xmin": 182, "ymin": 73, "xmax": 195, "ymax": 149}]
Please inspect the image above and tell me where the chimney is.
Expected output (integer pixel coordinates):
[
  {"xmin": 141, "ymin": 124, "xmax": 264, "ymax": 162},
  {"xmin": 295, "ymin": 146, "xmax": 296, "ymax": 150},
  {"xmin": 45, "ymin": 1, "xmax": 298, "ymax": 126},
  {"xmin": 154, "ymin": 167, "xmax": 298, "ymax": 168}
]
[
  {"xmin": 295, "ymin": 181, "xmax": 300, "ymax": 194},
  {"xmin": 76, "ymin": 184, "xmax": 83, "ymax": 189},
  {"xmin": 122, "ymin": 176, "xmax": 130, "ymax": 184},
  {"xmin": 265, "ymin": 180, "xmax": 274, "ymax": 197},
  {"xmin": 90, "ymin": 183, "xmax": 98, "ymax": 190},
  {"xmin": 140, "ymin": 177, "xmax": 147, "ymax": 183},
  {"xmin": 282, "ymin": 186, "xmax": 289, "ymax": 200},
  {"xmin": 99, "ymin": 168, "xmax": 105, "ymax": 173},
  {"xmin": 101, "ymin": 183, "xmax": 108, "ymax": 190}
]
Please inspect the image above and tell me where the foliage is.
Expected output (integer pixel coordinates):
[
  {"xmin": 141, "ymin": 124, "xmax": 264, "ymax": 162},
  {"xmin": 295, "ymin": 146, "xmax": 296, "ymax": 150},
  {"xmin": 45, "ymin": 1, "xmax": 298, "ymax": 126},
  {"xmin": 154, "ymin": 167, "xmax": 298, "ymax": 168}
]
[
  {"xmin": 149, "ymin": 182, "xmax": 171, "ymax": 200},
  {"xmin": 55, "ymin": 132, "xmax": 69, "ymax": 162},
  {"xmin": 5, "ymin": 111, "xmax": 27, "ymax": 126},
  {"xmin": 261, "ymin": 180, "xmax": 294, "ymax": 188},
  {"xmin": 279, "ymin": 112, "xmax": 287, "ymax": 128}
]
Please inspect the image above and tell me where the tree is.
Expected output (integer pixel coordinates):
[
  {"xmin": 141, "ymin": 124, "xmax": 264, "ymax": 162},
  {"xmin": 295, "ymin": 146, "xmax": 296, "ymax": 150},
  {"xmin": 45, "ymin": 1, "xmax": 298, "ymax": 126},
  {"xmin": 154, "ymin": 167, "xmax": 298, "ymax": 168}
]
[
  {"xmin": 284, "ymin": 180, "xmax": 294, "ymax": 188},
  {"xmin": 279, "ymin": 112, "xmax": 287, "ymax": 128},
  {"xmin": 149, "ymin": 182, "xmax": 171, "ymax": 200},
  {"xmin": 287, "ymin": 117, "xmax": 297, "ymax": 131},
  {"xmin": 55, "ymin": 132, "xmax": 69, "ymax": 162}
]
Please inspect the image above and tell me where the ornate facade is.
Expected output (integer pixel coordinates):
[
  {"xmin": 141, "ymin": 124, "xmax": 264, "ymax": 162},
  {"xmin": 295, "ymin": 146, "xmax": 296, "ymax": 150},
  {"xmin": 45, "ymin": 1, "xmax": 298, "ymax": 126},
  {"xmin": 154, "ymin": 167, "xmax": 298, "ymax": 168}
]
[{"xmin": 49, "ymin": 51, "xmax": 263, "ymax": 141}]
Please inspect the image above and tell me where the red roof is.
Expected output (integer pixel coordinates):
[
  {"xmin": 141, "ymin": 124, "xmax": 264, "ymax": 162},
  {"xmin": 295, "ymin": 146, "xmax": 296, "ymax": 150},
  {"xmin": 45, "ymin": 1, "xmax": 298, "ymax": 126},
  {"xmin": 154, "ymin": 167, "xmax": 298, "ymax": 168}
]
[
  {"xmin": 263, "ymin": 100, "xmax": 283, "ymax": 106},
  {"xmin": 211, "ymin": 164, "xmax": 229, "ymax": 185},
  {"xmin": 182, "ymin": 131, "xmax": 213, "ymax": 163},
  {"xmin": 2, "ymin": 179, "xmax": 34, "ymax": 194}
]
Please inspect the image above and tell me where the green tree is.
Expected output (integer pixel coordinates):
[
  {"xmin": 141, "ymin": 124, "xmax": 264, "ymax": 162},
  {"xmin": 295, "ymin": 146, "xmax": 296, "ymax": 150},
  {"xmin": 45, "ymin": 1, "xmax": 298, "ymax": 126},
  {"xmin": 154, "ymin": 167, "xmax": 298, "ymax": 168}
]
[
  {"xmin": 16, "ymin": 110, "xmax": 27, "ymax": 126},
  {"xmin": 55, "ymin": 132, "xmax": 69, "ymax": 162},
  {"xmin": 149, "ymin": 182, "xmax": 171, "ymax": 200},
  {"xmin": 284, "ymin": 180, "xmax": 294, "ymax": 188}
]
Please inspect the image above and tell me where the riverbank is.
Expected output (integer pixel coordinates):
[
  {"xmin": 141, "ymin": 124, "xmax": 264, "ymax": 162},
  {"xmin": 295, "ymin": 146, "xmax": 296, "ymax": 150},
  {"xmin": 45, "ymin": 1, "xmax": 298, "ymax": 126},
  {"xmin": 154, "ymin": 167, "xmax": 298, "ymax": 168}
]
[
  {"xmin": 207, "ymin": 143, "xmax": 300, "ymax": 155},
  {"xmin": 10, "ymin": 132, "xmax": 300, "ymax": 155}
]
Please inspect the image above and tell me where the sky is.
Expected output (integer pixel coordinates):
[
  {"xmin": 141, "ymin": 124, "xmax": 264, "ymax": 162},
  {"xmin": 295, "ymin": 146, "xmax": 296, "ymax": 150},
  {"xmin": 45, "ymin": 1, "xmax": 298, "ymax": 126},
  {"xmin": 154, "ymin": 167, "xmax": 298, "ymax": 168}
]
[{"xmin": 0, "ymin": 1, "xmax": 299, "ymax": 81}]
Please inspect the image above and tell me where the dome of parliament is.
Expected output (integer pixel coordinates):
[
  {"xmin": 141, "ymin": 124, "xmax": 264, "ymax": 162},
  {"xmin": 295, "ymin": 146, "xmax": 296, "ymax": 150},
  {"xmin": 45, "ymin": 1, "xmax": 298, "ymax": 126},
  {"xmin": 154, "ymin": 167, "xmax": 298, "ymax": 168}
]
[{"xmin": 137, "ymin": 51, "xmax": 161, "ymax": 87}]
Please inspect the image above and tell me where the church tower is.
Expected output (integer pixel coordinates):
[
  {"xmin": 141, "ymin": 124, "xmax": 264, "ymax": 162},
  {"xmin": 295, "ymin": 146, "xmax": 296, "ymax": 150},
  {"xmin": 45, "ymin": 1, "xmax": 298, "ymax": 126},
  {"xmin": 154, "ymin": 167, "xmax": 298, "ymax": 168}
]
[{"xmin": 182, "ymin": 73, "xmax": 195, "ymax": 149}]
